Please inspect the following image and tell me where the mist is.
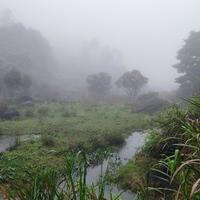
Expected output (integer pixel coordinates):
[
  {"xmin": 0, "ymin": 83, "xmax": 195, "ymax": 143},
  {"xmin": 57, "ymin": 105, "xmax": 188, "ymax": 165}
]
[
  {"xmin": 1, "ymin": 0, "xmax": 199, "ymax": 92},
  {"xmin": 1, "ymin": 1, "xmax": 200, "ymax": 199}
]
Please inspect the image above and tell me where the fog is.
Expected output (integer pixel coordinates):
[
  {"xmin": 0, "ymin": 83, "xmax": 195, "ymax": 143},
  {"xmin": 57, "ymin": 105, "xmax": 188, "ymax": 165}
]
[{"xmin": 0, "ymin": 0, "xmax": 200, "ymax": 93}]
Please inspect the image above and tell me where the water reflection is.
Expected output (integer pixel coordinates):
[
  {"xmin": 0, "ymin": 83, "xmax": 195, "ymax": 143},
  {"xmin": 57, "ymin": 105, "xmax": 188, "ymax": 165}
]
[
  {"xmin": 86, "ymin": 132, "xmax": 146, "ymax": 200},
  {"xmin": 0, "ymin": 134, "xmax": 40, "ymax": 152}
]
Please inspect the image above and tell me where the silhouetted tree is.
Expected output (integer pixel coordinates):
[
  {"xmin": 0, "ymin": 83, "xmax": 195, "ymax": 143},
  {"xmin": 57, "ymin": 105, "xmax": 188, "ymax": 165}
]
[
  {"xmin": 21, "ymin": 74, "xmax": 32, "ymax": 95},
  {"xmin": 0, "ymin": 59, "xmax": 5, "ymax": 96},
  {"xmin": 116, "ymin": 70, "xmax": 148, "ymax": 103},
  {"xmin": 4, "ymin": 68, "xmax": 22, "ymax": 97},
  {"xmin": 86, "ymin": 72, "xmax": 112, "ymax": 101},
  {"xmin": 173, "ymin": 31, "xmax": 200, "ymax": 97},
  {"xmin": 0, "ymin": 12, "xmax": 56, "ymax": 98}
]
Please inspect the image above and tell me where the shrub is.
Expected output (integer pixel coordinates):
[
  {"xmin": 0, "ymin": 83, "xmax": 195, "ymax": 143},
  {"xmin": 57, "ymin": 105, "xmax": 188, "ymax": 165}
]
[
  {"xmin": 136, "ymin": 97, "xmax": 200, "ymax": 199},
  {"xmin": 24, "ymin": 108, "xmax": 35, "ymax": 117},
  {"xmin": 41, "ymin": 135, "xmax": 55, "ymax": 147},
  {"xmin": 134, "ymin": 92, "xmax": 169, "ymax": 114},
  {"xmin": 106, "ymin": 134, "xmax": 125, "ymax": 146},
  {"xmin": 62, "ymin": 109, "xmax": 77, "ymax": 117},
  {"xmin": 7, "ymin": 137, "xmax": 21, "ymax": 151},
  {"xmin": 0, "ymin": 100, "xmax": 8, "ymax": 113},
  {"xmin": 37, "ymin": 106, "xmax": 49, "ymax": 116},
  {"xmin": 0, "ymin": 127, "xmax": 3, "ymax": 135}
]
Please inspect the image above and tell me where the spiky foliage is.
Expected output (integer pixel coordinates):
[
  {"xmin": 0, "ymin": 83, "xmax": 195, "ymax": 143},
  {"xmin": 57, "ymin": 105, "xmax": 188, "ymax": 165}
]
[
  {"xmin": 0, "ymin": 152, "xmax": 121, "ymax": 200},
  {"xmin": 137, "ymin": 96, "xmax": 200, "ymax": 199}
]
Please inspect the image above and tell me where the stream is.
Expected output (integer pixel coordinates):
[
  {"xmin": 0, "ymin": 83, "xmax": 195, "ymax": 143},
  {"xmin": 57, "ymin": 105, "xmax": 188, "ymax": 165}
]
[
  {"xmin": 0, "ymin": 134, "xmax": 40, "ymax": 152},
  {"xmin": 86, "ymin": 131, "xmax": 146, "ymax": 200},
  {"xmin": 0, "ymin": 131, "xmax": 146, "ymax": 200}
]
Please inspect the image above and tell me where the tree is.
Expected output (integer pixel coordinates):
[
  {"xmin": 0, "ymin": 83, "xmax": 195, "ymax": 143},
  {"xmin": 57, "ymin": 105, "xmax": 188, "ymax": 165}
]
[
  {"xmin": 173, "ymin": 31, "xmax": 200, "ymax": 97},
  {"xmin": 86, "ymin": 72, "xmax": 112, "ymax": 101},
  {"xmin": 4, "ymin": 68, "xmax": 22, "ymax": 97},
  {"xmin": 21, "ymin": 74, "xmax": 32, "ymax": 95},
  {"xmin": 0, "ymin": 59, "xmax": 5, "ymax": 96},
  {"xmin": 0, "ymin": 13, "xmax": 56, "ymax": 99},
  {"xmin": 116, "ymin": 70, "xmax": 148, "ymax": 103}
]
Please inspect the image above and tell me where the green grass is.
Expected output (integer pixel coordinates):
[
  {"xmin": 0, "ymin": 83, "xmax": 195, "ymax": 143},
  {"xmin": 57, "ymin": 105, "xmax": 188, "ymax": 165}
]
[
  {"xmin": 0, "ymin": 102, "xmax": 152, "ymax": 186},
  {"xmin": 0, "ymin": 103, "xmax": 151, "ymax": 150},
  {"xmin": 0, "ymin": 152, "xmax": 122, "ymax": 200}
]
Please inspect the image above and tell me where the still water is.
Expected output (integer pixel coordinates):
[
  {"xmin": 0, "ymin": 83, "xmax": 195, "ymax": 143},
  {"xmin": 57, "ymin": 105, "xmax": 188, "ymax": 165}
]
[
  {"xmin": 0, "ymin": 134, "xmax": 40, "ymax": 152},
  {"xmin": 87, "ymin": 132, "xmax": 146, "ymax": 200},
  {"xmin": 0, "ymin": 132, "xmax": 146, "ymax": 200}
]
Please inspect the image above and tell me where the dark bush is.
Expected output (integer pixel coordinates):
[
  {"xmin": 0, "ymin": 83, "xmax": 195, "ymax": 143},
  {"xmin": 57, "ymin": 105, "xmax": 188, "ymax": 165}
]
[
  {"xmin": 62, "ymin": 109, "xmax": 77, "ymax": 117},
  {"xmin": 0, "ymin": 109, "xmax": 20, "ymax": 119},
  {"xmin": 134, "ymin": 92, "xmax": 169, "ymax": 113},
  {"xmin": 37, "ymin": 107, "xmax": 49, "ymax": 116},
  {"xmin": 41, "ymin": 135, "xmax": 55, "ymax": 147},
  {"xmin": 106, "ymin": 134, "xmax": 125, "ymax": 146},
  {"xmin": 7, "ymin": 137, "xmax": 21, "ymax": 151},
  {"xmin": 0, "ymin": 100, "xmax": 8, "ymax": 113},
  {"xmin": 25, "ymin": 108, "xmax": 35, "ymax": 117}
]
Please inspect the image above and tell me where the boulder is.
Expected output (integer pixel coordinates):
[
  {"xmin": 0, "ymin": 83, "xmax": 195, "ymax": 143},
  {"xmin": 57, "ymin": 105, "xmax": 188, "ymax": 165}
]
[{"xmin": 0, "ymin": 109, "xmax": 20, "ymax": 119}]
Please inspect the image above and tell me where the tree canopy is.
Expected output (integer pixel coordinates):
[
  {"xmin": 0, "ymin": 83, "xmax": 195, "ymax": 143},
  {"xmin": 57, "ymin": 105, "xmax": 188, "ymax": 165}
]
[
  {"xmin": 0, "ymin": 15, "xmax": 56, "ymax": 99},
  {"xmin": 116, "ymin": 70, "xmax": 148, "ymax": 103},
  {"xmin": 173, "ymin": 31, "xmax": 200, "ymax": 97},
  {"xmin": 2, "ymin": 67, "xmax": 32, "ymax": 98},
  {"xmin": 4, "ymin": 68, "xmax": 22, "ymax": 89},
  {"xmin": 86, "ymin": 72, "xmax": 112, "ymax": 101}
]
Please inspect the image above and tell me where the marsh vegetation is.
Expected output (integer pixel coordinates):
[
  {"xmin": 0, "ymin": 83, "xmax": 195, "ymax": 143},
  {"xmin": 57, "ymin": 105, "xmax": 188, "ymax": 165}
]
[{"xmin": 0, "ymin": 1, "xmax": 200, "ymax": 199}]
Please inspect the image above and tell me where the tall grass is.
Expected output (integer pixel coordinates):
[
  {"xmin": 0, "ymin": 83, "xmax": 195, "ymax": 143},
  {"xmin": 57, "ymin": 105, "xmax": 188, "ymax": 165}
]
[
  {"xmin": 136, "ymin": 96, "xmax": 200, "ymax": 199},
  {"xmin": 0, "ymin": 152, "xmax": 121, "ymax": 200}
]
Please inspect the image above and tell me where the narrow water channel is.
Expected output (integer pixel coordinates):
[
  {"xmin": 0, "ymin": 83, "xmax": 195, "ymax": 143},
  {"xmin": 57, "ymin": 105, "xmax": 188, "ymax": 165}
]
[
  {"xmin": 0, "ymin": 134, "xmax": 40, "ymax": 152},
  {"xmin": 0, "ymin": 132, "xmax": 146, "ymax": 200},
  {"xmin": 86, "ymin": 132, "xmax": 147, "ymax": 200}
]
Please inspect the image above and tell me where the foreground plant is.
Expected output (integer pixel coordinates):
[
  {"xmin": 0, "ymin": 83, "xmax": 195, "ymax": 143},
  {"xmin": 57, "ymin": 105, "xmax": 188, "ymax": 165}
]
[
  {"xmin": 0, "ymin": 152, "xmax": 122, "ymax": 200},
  {"xmin": 136, "ymin": 97, "xmax": 200, "ymax": 199}
]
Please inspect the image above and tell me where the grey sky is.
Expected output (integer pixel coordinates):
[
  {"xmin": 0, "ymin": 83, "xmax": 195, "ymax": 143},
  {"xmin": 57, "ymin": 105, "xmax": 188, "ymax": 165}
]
[{"xmin": 0, "ymin": 0, "xmax": 200, "ymax": 90}]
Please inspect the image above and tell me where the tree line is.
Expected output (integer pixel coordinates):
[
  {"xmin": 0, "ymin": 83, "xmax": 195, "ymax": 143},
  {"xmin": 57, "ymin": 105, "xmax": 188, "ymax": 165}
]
[
  {"xmin": 0, "ymin": 11, "xmax": 200, "ymax": 103},
  {"xmin": 86, "ymin": 70, "xmax": 148, "ymax": 103},
  {"xmin": 0, "ymin": 65, "xmax": 32, "ymax": 99},
  {"xmin": 86, "ymin": 30, "xmax": 200, "ymax": 103}
]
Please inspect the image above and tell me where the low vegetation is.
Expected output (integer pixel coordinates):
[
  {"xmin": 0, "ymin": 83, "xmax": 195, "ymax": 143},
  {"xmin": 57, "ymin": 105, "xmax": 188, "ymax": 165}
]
[
  {"xmin": 0, "ymin": 152, "xmax": 122, "ymax": 200},
  {"xmin": 134, "ymin": 92, "xmax": 169, "ymax": 114},
  {"xmin": 115, "ymin": 97, "xmax": 200, "ymax": 199},
  {"xmin": 0, "ymin": 5, "xmax": 200, "ymax": 200},
  {"xmin": 0, "ymin": 103, "xmax": 150, "ymax": 149},
  {"xmin": 0, "ymin": 102, "xmax": 152, "ymax": 197}
]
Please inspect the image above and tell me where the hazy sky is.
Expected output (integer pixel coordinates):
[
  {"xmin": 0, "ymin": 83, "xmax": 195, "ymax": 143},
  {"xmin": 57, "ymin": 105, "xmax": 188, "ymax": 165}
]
[{"xmin": 0, "ymin": 0, "xmax": 200, "ymax": 90}]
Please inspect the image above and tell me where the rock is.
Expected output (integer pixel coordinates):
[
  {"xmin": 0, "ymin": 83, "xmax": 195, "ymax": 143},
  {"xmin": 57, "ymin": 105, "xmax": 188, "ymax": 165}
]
[
  {"xmin": 20, "ymin": 101, "xmax": 34, "ymax": 107},
  {"xmin": 0, "ymin": 109, "xmax": 20, "ymax": 119}
]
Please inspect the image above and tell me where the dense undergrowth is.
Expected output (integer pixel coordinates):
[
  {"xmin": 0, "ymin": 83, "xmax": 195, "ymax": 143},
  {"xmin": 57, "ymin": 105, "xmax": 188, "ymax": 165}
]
[
  {"xmin": 0, "ymin": 152, "xmax": 122, "ymax": 200},
  {"xmin": 117, "ymin": 96, "xmax": 200, "ymax": 199}
]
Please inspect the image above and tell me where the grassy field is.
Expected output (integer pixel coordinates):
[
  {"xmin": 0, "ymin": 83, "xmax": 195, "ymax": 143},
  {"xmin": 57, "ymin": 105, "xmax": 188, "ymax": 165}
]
[
  {"xmin": 0, "ymin": 102, "xmax": 152, "ymax": 184},
  {"xmin": 0, "ymin": 103, "xmax": 152, "ymax": 150}
]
